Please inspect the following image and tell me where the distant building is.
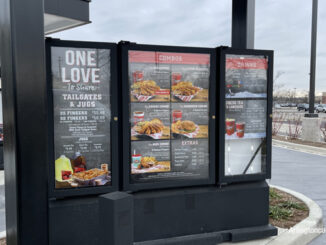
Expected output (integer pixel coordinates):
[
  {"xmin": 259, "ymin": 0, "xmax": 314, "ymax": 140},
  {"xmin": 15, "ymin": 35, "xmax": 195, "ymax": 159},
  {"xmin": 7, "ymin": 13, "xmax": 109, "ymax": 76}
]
[{"xmin": 323, "ymin": 92, "xmax": 326, "ymax": 104}]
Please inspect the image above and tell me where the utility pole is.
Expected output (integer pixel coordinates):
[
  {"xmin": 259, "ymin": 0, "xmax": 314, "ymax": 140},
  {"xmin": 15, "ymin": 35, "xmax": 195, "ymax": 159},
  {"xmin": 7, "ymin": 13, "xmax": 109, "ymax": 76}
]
[{"xmin": 306, "ymin": 0, "xmax": 318, "ymax": 117}]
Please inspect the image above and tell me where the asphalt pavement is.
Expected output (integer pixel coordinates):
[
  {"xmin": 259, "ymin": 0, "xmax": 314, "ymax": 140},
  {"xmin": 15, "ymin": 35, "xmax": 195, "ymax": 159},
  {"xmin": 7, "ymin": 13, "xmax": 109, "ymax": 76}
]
[{"xmin": 271, "ymin": 146, "xmax": 326, "ymax": 245}]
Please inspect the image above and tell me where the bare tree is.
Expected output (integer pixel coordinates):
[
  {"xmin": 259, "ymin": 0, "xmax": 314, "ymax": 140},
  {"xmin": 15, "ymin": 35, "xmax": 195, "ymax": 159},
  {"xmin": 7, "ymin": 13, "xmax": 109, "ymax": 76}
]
[
  {"xmin": 273, "ymin": 71, "xmax": 285, "ymax": 101},
  {"xmin": 272, "ymin": 112, "xmax": 286, "ymax": 136}
]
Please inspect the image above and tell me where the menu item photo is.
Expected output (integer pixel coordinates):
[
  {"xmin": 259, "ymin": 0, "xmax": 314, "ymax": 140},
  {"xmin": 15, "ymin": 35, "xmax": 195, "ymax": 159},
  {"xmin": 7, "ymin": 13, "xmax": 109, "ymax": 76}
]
[
  {"xmin": 171, "ymin": 81, "xmax": 201, "ymax": 102},
  {"xmin": 72, "ymin": 167, "xmax": 110, "ymax": 186},
  {"xmin": 170, "ymin": 68, "xmax": 210, "ymax": 102},
  {"xmin": 131, "ymin": 80, "xmax": 162, "ymax": 102},
  {"xmin": 225, "ymin": 100, "xmax": 267, "ymax": 140},
  {"xmin": 130, "ymin": 103, "xmax": 170, "ymax": 140},
  {"xmin": 226, "ymin": 54, "xmax": 268, "ymax": 99},
  {"xmin": 131, "ymin": 140, "xmax": 171, "ymax": 176},
  {"xmin": 129, "ymin": 51, "xmax": 171, "ymax": 102},
  {"xmin": 128, "ymin": 50, "xmax": 210, "ymax": 103},
  {"xmin": 171, "ymin": 103, "xmax": 209, "ymax": 139}
]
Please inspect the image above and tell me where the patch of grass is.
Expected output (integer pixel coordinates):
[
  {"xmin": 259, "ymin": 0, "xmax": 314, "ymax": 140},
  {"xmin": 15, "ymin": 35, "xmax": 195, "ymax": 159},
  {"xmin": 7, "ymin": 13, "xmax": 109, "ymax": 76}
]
[
  {"xmin": 269, "ymin": 188, "xmax": 309, "ymax": 228},
  {"xmin": 279, "ymin": 201, "xmax": 307, "ymax": 211},
  {"xmin": 269, "ymin": 205, "xmax": 293, "ymax": 220},
  {"xmin": 270, "ymin": 188, "xmax": 281, "ymax": 199}
]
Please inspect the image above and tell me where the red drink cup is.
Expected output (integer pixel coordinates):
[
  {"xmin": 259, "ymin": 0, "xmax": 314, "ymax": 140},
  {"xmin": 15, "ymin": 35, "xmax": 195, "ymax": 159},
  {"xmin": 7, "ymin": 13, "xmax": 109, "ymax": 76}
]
[
  {"xmin": 133, "ymin": 111, "xmax": 144, "ymax": 125},
  {"xmin": 236, "ymin": 122, "xmax": 245, "ymax": 138},
  {"xmin": 172, "ymin": 73, "xmax": 182, "ymax": 85},
  {"xmin": 225, "ymin": 119, "xmax": 235, "ymax": 136},
  {"xmin": 132, "ymin": 154, "xmax": 142, "ymax": 169},
  {"xmin": 172, "ymin": 110, "xmax": 182, "ymax": 122},
  {"xmin": 132, "ymin": 71, "xmax": 143, "ymax": 83}
]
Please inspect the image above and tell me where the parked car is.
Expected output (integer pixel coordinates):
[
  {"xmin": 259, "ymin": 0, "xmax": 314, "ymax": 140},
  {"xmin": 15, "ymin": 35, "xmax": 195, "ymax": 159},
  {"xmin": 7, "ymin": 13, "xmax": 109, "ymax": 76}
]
[
  {"xmin": 315, "ymin": 104, "xmax": 326, "ymax": 113},
  {"xmin": 297, "ymin": 104, "xmax": 309, "ymax": 111},
  {"xmin": 274, "ymin": 103, "xmax": 281, "ymax": 109}
]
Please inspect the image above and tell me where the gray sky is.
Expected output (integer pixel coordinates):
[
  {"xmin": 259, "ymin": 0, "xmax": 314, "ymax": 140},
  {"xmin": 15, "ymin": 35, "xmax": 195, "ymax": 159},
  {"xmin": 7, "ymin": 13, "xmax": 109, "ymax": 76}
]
[{"xmin": 51, "ymin": 0, "xmax": 326, "ymax": 93}]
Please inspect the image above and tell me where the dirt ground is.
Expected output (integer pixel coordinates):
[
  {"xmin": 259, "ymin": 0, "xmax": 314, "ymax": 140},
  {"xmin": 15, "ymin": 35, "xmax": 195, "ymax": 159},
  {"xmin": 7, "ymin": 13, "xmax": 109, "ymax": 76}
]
[{"xmin": 270, "ymin": 188, "xmax": 309, "ymax": 229}]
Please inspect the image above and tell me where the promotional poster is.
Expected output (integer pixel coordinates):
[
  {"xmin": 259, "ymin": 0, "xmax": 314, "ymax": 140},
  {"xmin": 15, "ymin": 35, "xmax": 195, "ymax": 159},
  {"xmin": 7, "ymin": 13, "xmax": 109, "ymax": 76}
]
[{"xmin": 51, "ymin": 47, "xmax": 111, "ymax": 189}]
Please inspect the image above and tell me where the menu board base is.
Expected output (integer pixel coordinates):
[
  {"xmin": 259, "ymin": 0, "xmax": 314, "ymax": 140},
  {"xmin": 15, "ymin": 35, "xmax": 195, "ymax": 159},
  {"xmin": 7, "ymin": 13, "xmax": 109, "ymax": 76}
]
[
  {"xmin": 132, "ymin": 182, "xmax": 275, "ymax": 243},
  {"xmin": 49, "ymin": 182, "xmax": 275, "ymax": 244}
]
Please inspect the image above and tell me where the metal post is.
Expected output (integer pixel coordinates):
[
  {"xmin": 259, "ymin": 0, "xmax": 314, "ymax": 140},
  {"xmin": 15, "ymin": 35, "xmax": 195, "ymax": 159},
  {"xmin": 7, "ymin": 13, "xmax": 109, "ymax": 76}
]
[
  {"xmin": 232, "ymin": 0, "xmax": 255, "ymax": 49},
  {"xmin": 0, "ymin": 0, "xmax": 48, "ymax": 244},
  {"xmin": 306, "ymin": 0, "xmax": 318, "ymax": 117}
]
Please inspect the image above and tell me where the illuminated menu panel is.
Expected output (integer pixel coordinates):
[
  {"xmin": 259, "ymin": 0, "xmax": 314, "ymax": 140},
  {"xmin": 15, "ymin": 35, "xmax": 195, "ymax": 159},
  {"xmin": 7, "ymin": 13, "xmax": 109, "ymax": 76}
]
[
  {"xmin": 128, "ymin": 50, "xmax": 210, "ymax": 183},
  {"xmin": 51, "ymin": 47, "xmax": 111, "ymax": 189},
  {"xmin": 225, "ymin": 54, "xmax": 268, "ymax": 176}
]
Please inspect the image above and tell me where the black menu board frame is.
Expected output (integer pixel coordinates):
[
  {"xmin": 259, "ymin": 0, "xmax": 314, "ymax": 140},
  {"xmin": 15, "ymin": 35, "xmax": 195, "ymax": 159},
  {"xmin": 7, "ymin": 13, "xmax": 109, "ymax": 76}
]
[
  {"xmin": 121, "ymin": 42, "xmax": 216, "ymax": 191},
  {"xmin": 46, "ymin": 39, "xmax": 119, "ymax": 197},
  {"xmin": 217, "ymin": 47, "xmax": 273, "ymax": 184}
]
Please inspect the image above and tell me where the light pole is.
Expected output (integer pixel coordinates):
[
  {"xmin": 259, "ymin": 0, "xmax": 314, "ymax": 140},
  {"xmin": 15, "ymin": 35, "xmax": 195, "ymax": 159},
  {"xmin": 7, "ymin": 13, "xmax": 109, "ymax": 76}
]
[{"xmin": 306, "ymin": 0, "xmax": 318, "ymax": 117}]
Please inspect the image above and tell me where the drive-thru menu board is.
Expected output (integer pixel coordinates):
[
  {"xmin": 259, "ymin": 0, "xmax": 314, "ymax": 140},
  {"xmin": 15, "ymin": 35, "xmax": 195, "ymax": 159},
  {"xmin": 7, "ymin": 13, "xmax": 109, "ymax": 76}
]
[
  {"xmin": 224, "ymin": 54, "xmax": 268, "ymax": 176},
  {"xmin": 51, "ymin": 46, "xmax": 112, "ymax": 189},
  {"xmin": 128, "ymin": 50, "xmax": 211, "ymax": 184}
]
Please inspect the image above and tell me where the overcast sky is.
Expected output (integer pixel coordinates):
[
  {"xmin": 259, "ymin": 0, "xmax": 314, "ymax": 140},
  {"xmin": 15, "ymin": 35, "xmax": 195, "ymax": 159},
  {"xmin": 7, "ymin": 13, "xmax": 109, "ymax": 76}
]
[{"xmin": 51, "ymin": 0, "xmax": 326, "ymax": 94}]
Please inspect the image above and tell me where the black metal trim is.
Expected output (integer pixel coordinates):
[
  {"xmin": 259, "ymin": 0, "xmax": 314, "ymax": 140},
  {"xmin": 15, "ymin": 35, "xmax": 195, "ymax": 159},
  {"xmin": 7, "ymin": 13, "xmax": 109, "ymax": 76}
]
[
  {"xmin": 120, "ymin": 42, "xmax": 216, "ymax": 192},
  {"xmin": 217, "ymin": 47, "xmax": 273, "ymax": 184},
  {"xmin": 46, "ymin": 38, "xmax": 119, "ymax": 198}
]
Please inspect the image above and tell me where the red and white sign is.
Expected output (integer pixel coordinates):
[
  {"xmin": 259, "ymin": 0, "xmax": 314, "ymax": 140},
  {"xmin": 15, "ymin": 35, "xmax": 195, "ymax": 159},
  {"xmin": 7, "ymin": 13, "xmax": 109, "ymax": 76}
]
[
  {"xmin": 129, "ymin": 51, "xmax": 210, "ymax": 65},
  {"xmin": 226, "ymin": 58, "xmax": 268, "ymax": 70}
]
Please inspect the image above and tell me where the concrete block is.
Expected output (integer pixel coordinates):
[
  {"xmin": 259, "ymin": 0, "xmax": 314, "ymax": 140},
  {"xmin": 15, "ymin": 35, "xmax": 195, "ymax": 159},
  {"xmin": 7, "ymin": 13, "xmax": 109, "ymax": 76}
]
[{"xmin": 301, "ymin": 117, "xmax": 321, "ymax": 142}]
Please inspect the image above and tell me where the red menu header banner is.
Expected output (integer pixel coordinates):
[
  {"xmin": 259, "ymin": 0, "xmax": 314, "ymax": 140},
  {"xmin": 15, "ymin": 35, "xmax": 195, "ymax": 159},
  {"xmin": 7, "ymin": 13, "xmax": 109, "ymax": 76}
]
[
  {"xmin": 129, "ymin": 50, "xmax": 210, "ymax": 65},
  {"xmin": 226, "ymin": 58, "xmax": 268, "ymax": 70}
]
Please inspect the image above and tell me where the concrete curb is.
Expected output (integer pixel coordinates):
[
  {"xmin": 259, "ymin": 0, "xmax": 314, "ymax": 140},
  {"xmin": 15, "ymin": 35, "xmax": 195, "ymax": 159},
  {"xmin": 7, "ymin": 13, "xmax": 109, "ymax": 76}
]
[
  {"xmin": 0, "ymin": 171, "xmax": 3, "ymax": 186},
  {"xmin": 269, "ymin": 185, "xmax": 324, "ymax": 245},
  {"xmin": 272, "ymin": 139, "xmax": 326, "ymax": 156}
]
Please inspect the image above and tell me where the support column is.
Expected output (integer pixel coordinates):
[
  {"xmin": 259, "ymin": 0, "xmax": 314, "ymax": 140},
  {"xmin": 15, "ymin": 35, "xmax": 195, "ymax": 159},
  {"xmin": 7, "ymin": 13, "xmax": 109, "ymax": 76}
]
[
  {"xmin": 0, "ymin": 0, "xmax": 48, "ymax": 244},
  {"xmin": 232, "ymin": 0, "xmax": 255, "ymax": 49}
]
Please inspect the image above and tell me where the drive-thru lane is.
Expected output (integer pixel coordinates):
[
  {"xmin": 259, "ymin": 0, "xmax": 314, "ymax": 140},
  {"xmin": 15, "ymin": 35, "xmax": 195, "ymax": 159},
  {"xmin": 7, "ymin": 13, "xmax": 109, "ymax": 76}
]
[{"xmin": 271, "ymin": 146, "xmax": 326, "ymax": 244}]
